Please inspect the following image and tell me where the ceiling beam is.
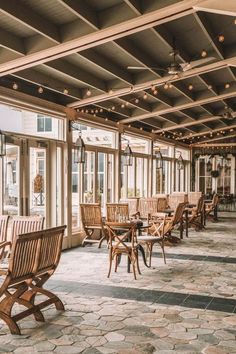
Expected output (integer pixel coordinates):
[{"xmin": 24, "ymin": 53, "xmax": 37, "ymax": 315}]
[
  {"xmin": 0, "ymin": 2, "xmax": 196, "ymax": 76},
  {"xmin": 119, "ymin": 83, "xmax": 236, "ymax": 123},
  {"xmin": 192, "ymin": 131, "xmax": 236, "ymax": 144},
  {"xmin": 178, "ymin": 122, "xmax": 236, "ymax": 140},
  {"xmin": 193, "ymin": 0, "xmax": 236, "ymax": 16},
  {"xmin": 0, "ymin": 0, "xmax": 61, "ymax": 44},
  {"xmin": 57, "ymin": 0, "xmax": 98, "ymax": 29},
  {"xmin": 154, "ymin": 115, "xmax": 222, "ymax": 133},
  {"xmin": 0, "ymin": 29, "xmax": 25, "ymax": 55}
]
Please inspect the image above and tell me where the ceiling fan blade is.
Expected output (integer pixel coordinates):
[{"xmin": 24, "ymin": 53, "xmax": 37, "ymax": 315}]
[
  {"xmin": 127, "ymin": 66, "xmax": 166, "ymax": 71},
  {"xmin": 181, "ymin": 57, "xmax": 216, "ymax": 71}
]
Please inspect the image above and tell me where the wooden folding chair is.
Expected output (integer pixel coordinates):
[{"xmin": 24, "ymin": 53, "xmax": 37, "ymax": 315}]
[{"xmin": 0, "ymin": 225, "xmax": 66, "ymax": 335}]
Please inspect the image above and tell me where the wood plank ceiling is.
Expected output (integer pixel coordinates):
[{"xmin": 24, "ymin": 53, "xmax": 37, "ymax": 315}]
[{"xmin": 0, "ymin": 0, "xmax": 236, "ymax": 146}]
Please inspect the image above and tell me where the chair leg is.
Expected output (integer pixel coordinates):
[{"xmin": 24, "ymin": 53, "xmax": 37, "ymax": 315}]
[
  {"xmin": 130, "ymin": 252, "xmax": 137, "ymax": 280},
  {"xmin": 148, "ymin": 242, "xmax": 153, "ymax": 267},
  {"xmin": 161, "ymin": 240, "xmax": 166, "ymax": 264},
  {"xmin": 107, "ymin": 250, "xmax": 113, "ymax": 278},
  {"xmin": 114, "ymin": 254, "xmax": 119, "ymax": 272},
  {"xmin": 135, "ymin": 250, "xmax": 141, "ymax": 275}
]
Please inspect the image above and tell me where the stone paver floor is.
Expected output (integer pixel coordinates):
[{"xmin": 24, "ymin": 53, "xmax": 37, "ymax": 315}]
[{"xmin": 0, "ymin": 212, "xmax": 235, "ymax": 353}]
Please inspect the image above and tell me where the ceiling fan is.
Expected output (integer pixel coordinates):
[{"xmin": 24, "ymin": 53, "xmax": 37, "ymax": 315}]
[
  {"xmin": 221, "ymin": 106, "xmax": 236, "ymax": 120},
  {"xmin": 127, "ymin": 43, "xmax": 215, "ymax": 76}
]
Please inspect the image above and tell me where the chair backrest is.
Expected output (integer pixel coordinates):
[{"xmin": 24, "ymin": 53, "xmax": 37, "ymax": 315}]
[
  {"xmin": 138, "ymin": 198, "xmax": 159, "ymax": 219},
  {"xmin": 157, "ymin": 197, "xmax": 168, "ymax": 212},
  {"xmin": 196, "ymin": 196, "xmax": 204, "ymax": 214},
  {"xmin": 120, "ymin": 198, "xmax": 139, "ymax": 217},
  {"xmin": 80, "ymin": 203, "xmax": 103, "ymax": 227},
  {"xmin": 11, "ymin": 216, "xmax": 45, "ymax": 243},
  {"xmin": 172, "ymin": 202, "xmax": 186, "ymax": 225},
  {"xmin": 0, "ymin": 215, "xmax": 9, "ymax": 243},
  {"xmin": 106, "ymin": 203, "xmax": 129, "ymax": 222},
  {"xmin": 212, "ymin": 194, "xmax": 219, "ymax": 207},
  {"xmin": 106, "ymin": 222, "xmax": 136, "ymax": 249},
  {"xmin": 188, "ymin": 192, "xmax": 202, "ymax": 205},
  {"xmin": 168, "ymin": 193, "xmax": 188, "ymax": 209},
  {"xmin": 9, "ymin": 226, "xmax": 66, "ymax": 284}
]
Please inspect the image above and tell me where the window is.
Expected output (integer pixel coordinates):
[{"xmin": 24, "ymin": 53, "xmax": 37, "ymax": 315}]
[{"xmin": 37, "ymin": 116, "xmax": 52, "ymax": 132}]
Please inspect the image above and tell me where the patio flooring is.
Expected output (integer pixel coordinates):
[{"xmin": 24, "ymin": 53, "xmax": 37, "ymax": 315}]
[{"xmin": 0, "ymin": 212, "xmax": 236, "ymax": 353}]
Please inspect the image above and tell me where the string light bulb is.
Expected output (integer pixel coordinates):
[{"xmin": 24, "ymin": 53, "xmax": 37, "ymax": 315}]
[
  {"xmin": 86, "ymin": 88, "xmax": 91, "ymax": 96},
  {"xmin": 151, "ymin": 85, "xmax": 156, "ymax": 92},
  {"xmin": 218, "ymin": 34, "xmax": 225, "ymax": 43},
  {"xmin": 164, "ymin": 83, "xmax": 169, "ymax": 90},
  {"xmin": 121, "ymin": 103, "xmax": 125, "ymax": 108},
  {"xmin": 108, "ymin": 88, "xmax": 113, "ymax": 94},
  {"xmin": 225, "ymin": 83, "xmax": 230, "ymax": 89},
  {"xmin": 201, "ymin": 49, "xmax": 207, "ymax": 57},
  {"xmin": 188, "ymin": 84, "xmax": 193, "ymax": 91},
  {"xmin": 99, "ymin": 108, "xmax": 103, "ymax": 113},
  {"xmin": 112, "ymin": 105, "xmax": 115, "ymax": 110},
  {"xmin": 63, "ymin": 88, "xmax": 69, "ymax": 95},
  {"xmin": 143, "ymin": 92, "xmax": 148, "ymax": 99},
  {"xmin": 208, "ymin": 85, "xmax": 212, "ymax": 90},
  {"xmin": 38, "ymin": 86, "xmax": 43, "ymax": 94},
  {"xmin": 13, "ymin": 82, "xmax": 18, "ymax": 90},
  {"xmin": 153, "ymin": 89, "xmax": 158, "ymax": 95},
  {"xmin": 135, "ymin": 98, "xmax": 139, "ymax": 104}
]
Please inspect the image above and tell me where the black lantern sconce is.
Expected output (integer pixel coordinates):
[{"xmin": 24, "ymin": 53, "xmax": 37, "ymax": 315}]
[
  {"xmin": 155, "ymin": 149, "xmax": 163, "ymax": 170},
  {"xmin": 206, "ymin": 155, "xmax": 213, "ymax": 173},
  {"xmin": 122, "ymin": 137, "xmax": 133, "ymax": 166},
  {"xmin": 176, "ymin": 152, "xmax": 184, "ymax": 170},
  {"xmin": 0, "ymin": 130, "xmax": 6, "ymax": 157},
  {"xmin": 70, "ymin": 121, "xmax": 85, "ymax": 164}
]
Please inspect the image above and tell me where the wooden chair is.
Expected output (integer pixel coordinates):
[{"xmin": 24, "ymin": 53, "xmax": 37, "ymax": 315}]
[
  {"xmin": 138, "ymin": 198, "xmax": 159, "ymax": 220},
  {"xmin": 168, "ymin": 193, "xmax": 188, "ymax": 209},
  {"xmin": 188, "ymin": 192, "xmax": 202, "ymax": 206},
  {"xmin": 106, "ymin": 222, "xmax": 140, "ymax": 280},
  {"xmin": 151, "ymin": 202, "xmax": 187, "ymax": 242},
  {"xmin": 0, "ymin": 225, "xmax": 66, "ymax": 335},
  {"xmin": 80, "ymin": 203, "xmax": 108, "ymax": 247},
  {"xmin": 0, "ymin": 215, "xmax": 9, "ymax": 243},
  {"xmin": 137, "ymin": 216, "xmax": 167, "ymax": 267},
  {"xmin": 106, "ymin": 203, "xmax": 129, "ymax": 222},
  {"xmin": 119, "ymin": 198, "xmax": 139, "ymax": 218},
  {"xmin": 186, "ymin": 196, "xmax": 205, "ymax": 231},
  {"xmin": 0, "ymin": 215, "xmax": 45, "ymax": 261},
  {"xmin": 157, "ymin": 197, "xmax": 168, "ymax": 212},
  {"xmin": 205, "ymin": 194, "xmax": 219, "ymax": 222}
]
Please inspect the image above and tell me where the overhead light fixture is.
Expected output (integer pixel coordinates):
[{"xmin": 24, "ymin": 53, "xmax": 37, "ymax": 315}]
[
  {"xmin": 0, "ymin": 130, "xmax": 6, "ymax": 157},
  {"xmin": 176, "ymin": 152, "xmax": 184, "ymax": 170},
  {"xmin": 70, "ymin": 121, "xmax": 85, "ymax": 163},
  {"xmin": 155, "ymin": 149, "xmax": 163, "ymax": 170},
  {"xmin": 123, "ymin": 141, "xmax": 133, "ymax": 166}
]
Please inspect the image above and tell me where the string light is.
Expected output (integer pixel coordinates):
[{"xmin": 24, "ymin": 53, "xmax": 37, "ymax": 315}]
[
  {"xmin": 225, "ymin": 83, "xmax": 230, "ymax": 89},
  {"xmin": 218, "ymin": 34, "xmax": 225, "ymax": 43},
  {"xmin": 164, "ymin": 83, "xmax": 169, "ymax": 90},
  {"xmin": 86, "ymin": 88, "xmax": 91, "ymax": 96},
  {"xmin": 13, "ymin": 82, "xmax": 18, "ymax": 90},
  {"xmin": 188, "ymin": 84, "xmax": 193, "ymax": 91},
  {"xmin": 135, "ymin": 98, "xmax": 139, "ymax": 104},
  {"xmin": 143, "ymin": 92, "xmax": 148, "ymax": 99},
  {"xmin": 38, "ymin": 86, "xmax": 43, "ymax": 94},
  {"xmin": 208, "ymin": 85, "xmax": 212, "ymax": 90},
  {"xmin": 201, "ymin": 49, "xmax": 207, "ymax": 57},
  {"xmin": 108, "ymin": 88, "xmax": 113, "ymax": 94},
  {"xmin": 151, "ymin": 85, "xmax": 156, "ymax": 92},
  {"xmin": 121, "ymin": 103, "xmax": 125, "ymax": 108},
  {"xmin": 153, "ymin": 89, "xmax": 158, "ymax": 95},
  {"xmin": 105, "ymin": 118, "xmax": 108, "ymax": 121},
  {"xmin": 99, "ymin": 108, "xmax": 103, "ymax": 113},
  {"xmin": 63, "ymin": 88, "xmax": 69, "ymax": 95},
  {"xmin": 112, "ymin": 105, "xmax": 115, "ymax": 110}
]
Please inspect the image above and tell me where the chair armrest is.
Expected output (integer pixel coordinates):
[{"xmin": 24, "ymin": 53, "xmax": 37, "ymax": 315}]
[{"xmin": 0, "ymin": 241, "xmax": 12, "ymax": 260}]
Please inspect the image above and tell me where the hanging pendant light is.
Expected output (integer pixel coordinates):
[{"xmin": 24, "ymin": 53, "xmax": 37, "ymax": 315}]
[
  {"xmin": 177, "ymin": 152, "xmax": 184, "ymax": 170},
  {"xmin": 74, "ymin": 132, "xmax": 85, "ymax": 163},
  {"xmin": 0, "ymin": 130, "xmax": 6, "ymax": 157},
  {"xmin": 155, "ymin": 149, "xmax": 163, "ymax": 170},
  {"xmin": 124, "ymin": 142, "xmax": 133, "ymax": 166}
]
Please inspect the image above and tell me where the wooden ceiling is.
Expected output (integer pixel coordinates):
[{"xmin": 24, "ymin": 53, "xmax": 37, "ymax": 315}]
[{"xmin": 0, "ymin": 0, "xmax": 236, "ymax": 146}]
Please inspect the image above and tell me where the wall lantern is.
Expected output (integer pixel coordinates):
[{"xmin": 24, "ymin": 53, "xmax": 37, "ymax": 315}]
[
  {"xmin": 155, "ymin": 149, "xmax": 163, "ymax": 170},
  {"xmin": 0, "ymin": 130, "xmax": 6, "ymax": 157},
  {"xmin": 123, "ymin": 141, "xmax": 133, "ymax": 166},
  {"xmin": 176, "ymin": 152, "xmax": 184, "ymax": 170},
  {"xmin": 70, "ymin": 121, "xmax": 85, "ymax": 164},
  {"xmin": 206, "ymin": 156, "xmax": 212, "ymax": 173}
]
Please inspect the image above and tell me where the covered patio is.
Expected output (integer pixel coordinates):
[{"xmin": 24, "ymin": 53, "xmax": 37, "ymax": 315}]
[{"xmin": 0, "ymin": 0, "xmax": 236, "ymax": 353}]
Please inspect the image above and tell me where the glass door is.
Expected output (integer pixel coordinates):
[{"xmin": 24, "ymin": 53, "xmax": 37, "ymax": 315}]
[
  {"xmin": 0, "ymin": 139, "xmax": 21, "ymax": 215},
  {"xmin": 28, "ymin": 142, "xmax": 48, "ymax": 219}
]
